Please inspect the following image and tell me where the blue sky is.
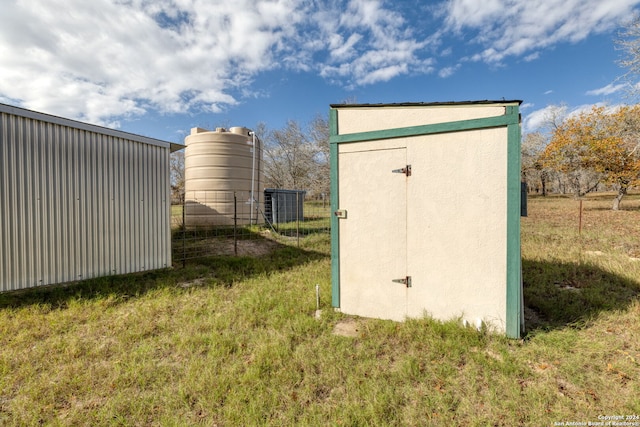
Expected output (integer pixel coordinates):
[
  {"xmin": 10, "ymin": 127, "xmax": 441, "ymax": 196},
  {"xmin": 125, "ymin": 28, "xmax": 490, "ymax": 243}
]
[{"xmin": 1, "ymin": 0, "xmax": 639, "ymax": 144}]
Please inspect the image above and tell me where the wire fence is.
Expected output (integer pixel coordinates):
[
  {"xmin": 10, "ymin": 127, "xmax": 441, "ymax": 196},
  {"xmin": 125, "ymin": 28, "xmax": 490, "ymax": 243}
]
[{"xmin": 171, "ymin": 190, "xmax": 331, "ymax": 264}]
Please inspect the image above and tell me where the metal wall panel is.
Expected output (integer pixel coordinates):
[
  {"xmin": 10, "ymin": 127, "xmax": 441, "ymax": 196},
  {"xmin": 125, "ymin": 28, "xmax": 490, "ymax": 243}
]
[{"xmin": 0, "ymin": 109, "xmax": 172, "ymax": 292}]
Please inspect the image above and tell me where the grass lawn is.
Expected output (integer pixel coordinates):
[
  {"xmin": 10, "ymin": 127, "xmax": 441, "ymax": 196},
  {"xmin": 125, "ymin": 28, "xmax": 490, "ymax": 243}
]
[{"xmin": 1, "ymin": 193, "xmax": 639, "ymax": 425}]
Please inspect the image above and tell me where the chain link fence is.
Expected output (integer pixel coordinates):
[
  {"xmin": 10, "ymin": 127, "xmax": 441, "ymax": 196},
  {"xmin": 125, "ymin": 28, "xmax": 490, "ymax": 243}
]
[{"xmin": 171, "ymin": 190, "xmax": 331, "ymax": 265}]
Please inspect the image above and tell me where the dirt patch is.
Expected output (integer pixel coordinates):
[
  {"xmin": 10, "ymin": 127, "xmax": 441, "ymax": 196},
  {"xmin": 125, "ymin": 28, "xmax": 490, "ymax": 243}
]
[
  {"xmin": 179, "ymin": 236, "xmax": 281, "ymax": 258},
  {"xmin": 333, "ymin": 318, "xmax": 360, "ymax": 337},
  {"xmin": 229, "ymin": 238, "xmax": 280, "ymax": 257},
  {"xmin": 179, "ymin": 278, "xmax": 208, "ymax": 288}
]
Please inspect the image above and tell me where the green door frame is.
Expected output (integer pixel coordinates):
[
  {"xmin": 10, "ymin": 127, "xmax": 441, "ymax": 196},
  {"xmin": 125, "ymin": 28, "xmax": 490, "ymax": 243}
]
[{"xmin": 329, "ymin": 102, "xmax": 523, "ymax": 338}]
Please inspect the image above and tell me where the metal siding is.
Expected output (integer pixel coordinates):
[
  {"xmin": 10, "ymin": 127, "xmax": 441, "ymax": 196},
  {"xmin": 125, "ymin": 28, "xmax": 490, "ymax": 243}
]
[
  {"xmin": 124, "ymin": 137, "xmax": 132, "ymax": 272},
  {"xmin": 0, "ymin": 102, "xmax": 182, "ymax": 152},
  {"xmin": 0, "ymin": 115, "xmax": 4, "ymax": 291},
  {"xmin": 0, "ymin": 111, "xmax": 172, "ymax": 292}
]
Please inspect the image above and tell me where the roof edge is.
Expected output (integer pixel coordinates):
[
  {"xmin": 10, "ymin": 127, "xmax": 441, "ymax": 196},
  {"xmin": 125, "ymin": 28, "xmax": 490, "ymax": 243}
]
[
  {"xmin": 330, "ymin": 100, "xmax": 523, "ymax": 108},
  {"xmin": 0, "ymin": 102, "xmax": 184, "ymax": 152}
]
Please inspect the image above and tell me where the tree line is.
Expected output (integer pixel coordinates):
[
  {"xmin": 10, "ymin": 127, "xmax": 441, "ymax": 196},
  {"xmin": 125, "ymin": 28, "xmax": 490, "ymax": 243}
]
[
  {"xmin": 522, "ymin": 104, "xmax": 640, "ymax": 210},
  {"xmin": 170, "ymin": 103, "xmax": 640, "ymax": 212},
  {"xmin": 522, "ymin": 15, "xmax": 640, "ymax": 210}
]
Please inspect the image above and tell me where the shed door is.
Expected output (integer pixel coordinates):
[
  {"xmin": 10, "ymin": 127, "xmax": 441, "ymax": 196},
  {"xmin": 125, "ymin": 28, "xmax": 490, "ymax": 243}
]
[{"xmin": 338, "ymin": 147, "xmax": 408, "ymax": 321}]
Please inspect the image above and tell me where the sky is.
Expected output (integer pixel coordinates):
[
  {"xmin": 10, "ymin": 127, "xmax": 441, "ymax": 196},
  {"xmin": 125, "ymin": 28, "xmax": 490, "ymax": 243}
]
[{"xmin": 1, "ymin": 0, "xmax": 640, "ymax": 145}]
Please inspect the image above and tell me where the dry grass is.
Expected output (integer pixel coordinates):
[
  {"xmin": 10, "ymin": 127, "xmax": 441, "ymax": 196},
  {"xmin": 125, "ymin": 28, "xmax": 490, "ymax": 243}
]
[
  {"xmin": 0, "ymin": 193, "xmax": 638, "ymax": 425},
  {"xmin": 522, "ymin": 192, "xmax": 640, "ymax": 330}
]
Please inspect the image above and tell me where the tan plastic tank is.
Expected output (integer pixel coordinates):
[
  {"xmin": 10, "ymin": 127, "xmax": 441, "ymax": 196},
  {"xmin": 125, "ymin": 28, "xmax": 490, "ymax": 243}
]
[{"xmin": 184, "ymin": 126, "xmax": 263, "ymax": 226}]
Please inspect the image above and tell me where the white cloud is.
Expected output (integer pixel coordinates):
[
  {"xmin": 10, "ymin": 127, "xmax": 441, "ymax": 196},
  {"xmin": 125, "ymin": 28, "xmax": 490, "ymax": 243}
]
[
  {"xmin": 8, "ymin": 0, "xmax": 630, "ymax": 129},
  {"xmin": 566, "ymin": 102, "xmax": 614, "ymax": 118},
  {"xmin": 359, "ymin": 64, "xmax": 408, "ymax": 85},
  {"xmin": 0, "ymin": 0, "xmax": 432, "ymax": 125},
  {"xmin": 329, "ymin": 33, "xmax": 364, "ymax": 61},
  {"xmin": 0, "ymin": 0, "xmax": 302, "ymax": 125},
  {"xmin": 438, "ymin": 64, "xmax": 460, "ymax": 78},
  {"xmin": 443, "ymin": 0, "xmax": 640, "ymax": 64},
  {"xmin": 522, "ymin": 102, "xmax": 620, "ymax": 133},
  {"xmin": 444, "ymin": 0, "xmax": 504, "ymax": 30},
  {"xmin": 585, "ymin": 83, "xmax": 626, "ymax": 96},
  {"xmin": 524, "ymin": 52, "xmax": 540, "ymax": 62},
  {"xmin": 522, "ymin": 104, "xmax": 568, "ymax": 133},
  {"xmin": 311, "ymin": 0, "xmax": 430, "ymax": 87}
]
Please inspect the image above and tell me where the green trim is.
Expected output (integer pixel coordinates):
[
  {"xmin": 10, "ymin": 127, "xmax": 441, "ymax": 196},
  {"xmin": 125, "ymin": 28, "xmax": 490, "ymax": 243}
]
[
  {"xmin": 329, "ymin": 113, "xmax": 519, "ymax": 145},
  {"xmin": 329, "ymin": 109, "xmax": 341, "ymax": 308},
  {"xmin": 505, "ymin": 105, "xmax": 522, "ymax": 338}
]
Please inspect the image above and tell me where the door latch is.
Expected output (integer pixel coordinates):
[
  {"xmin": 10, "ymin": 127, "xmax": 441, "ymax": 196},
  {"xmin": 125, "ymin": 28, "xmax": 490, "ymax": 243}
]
[
  {"xmin": 334, "ymin": 209, "xmax": 347, "ymax": 219},
  {"xmin": 392, "ymin": 165, "xmax": 411, "ymax": 176}
]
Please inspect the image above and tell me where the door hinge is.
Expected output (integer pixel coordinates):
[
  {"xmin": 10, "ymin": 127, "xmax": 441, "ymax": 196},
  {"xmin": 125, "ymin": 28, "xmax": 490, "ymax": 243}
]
[
  {"xmin": 392, "ymin": 164, "xmax": 411, "ymax": 176},
  {"xmin": 392, "ymin": 276, "xmax": 412, "ymax": 287}
]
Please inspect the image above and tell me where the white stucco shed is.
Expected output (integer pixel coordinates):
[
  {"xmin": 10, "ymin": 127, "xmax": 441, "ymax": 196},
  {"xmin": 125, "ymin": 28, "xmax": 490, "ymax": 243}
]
[{"xmin": 329, "ymin": 101, "xmax": 523, "ymax": 338}]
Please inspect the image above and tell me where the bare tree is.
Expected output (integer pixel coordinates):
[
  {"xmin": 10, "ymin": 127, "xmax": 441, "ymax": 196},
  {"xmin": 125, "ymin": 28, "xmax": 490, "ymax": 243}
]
[
  {"xmin": 262, "ymin": 117, "xmax": 330, "ymax": 198},
  {"xmin": 170, "ymin": 150, "xmax": 185, "ymax": 204},
  {"xmin": 521, "ymin": 132, "xmax": 553, "ymax": 195},
  {"xmin": 265, "ymin": 120, "xmax": 310, "ymax": 189},
  {"xmin": 307, "ymin": 114, "xmax": 330, "ymax": 198},
  {"xmin": 542, "ymin": 104, "xmax": 568, "ymax": 132},
  {"xmin": 616, "ymin": 14, "xmax": 640, "ymax": 96},
  {"xmin": 521, "ymin": 104, "xmax": 572, "ymax": 194}
]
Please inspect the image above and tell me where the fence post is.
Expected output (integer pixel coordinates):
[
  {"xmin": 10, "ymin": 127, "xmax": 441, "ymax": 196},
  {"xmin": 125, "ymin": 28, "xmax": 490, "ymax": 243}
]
[
  {"xmin": 182, "ymin": 198, "xmax": 186, "ymax": 268},
  {"xmin": 578, "ymin": 199, "xmax": 583, "ymax": 235},
  {"xmin": 233, "ymin": 192, "xmax": 238, "ymax": 256},
  {"xmin": 296, "ymin": 191, "xmax": 300, "ymax": 247}
]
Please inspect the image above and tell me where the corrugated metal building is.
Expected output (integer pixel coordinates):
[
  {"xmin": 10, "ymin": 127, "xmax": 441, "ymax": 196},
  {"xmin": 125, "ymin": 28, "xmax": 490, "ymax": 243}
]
[{"xmin": 0, "ymin": 103, "xmax": 183, "ymax": 292}]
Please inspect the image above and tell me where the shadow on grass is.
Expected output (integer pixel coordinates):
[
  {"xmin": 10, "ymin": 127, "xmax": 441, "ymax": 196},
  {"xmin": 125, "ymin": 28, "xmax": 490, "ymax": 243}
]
[
  {"xmin": 523, "ymin": 259, "xmax": 640, "ymax": 332},
  {"xmin": 268, "ymin": 222, "xmax": 331, "ymax": 238},
  {"xmin": 582, "ymin": 192, "xmax": 640, "ymax": 202},
  {"xmin": 0, "ymin": 231, "xmax": 329, "ymax": 310}
]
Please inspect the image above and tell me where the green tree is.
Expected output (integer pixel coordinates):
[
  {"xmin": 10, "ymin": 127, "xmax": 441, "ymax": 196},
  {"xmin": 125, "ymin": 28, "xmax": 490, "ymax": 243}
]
[
  {"xmin": 543, "ymin": 105, "xmax": 640, "ymax": 209},
  {"xmin": 596, "ymin": 105, "xmax": 640, "ymax": 209}
]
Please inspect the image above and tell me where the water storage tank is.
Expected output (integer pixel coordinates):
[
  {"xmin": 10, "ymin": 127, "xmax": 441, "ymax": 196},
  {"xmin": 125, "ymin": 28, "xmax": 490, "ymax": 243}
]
[{"xmin": 184, "ymin": 126, "xmax": 263, "ymax": 226}]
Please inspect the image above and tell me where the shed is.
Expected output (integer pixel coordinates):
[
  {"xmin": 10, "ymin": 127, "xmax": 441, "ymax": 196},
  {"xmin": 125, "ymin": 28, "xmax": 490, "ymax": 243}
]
[
  {"xmin": 0, "ymin": 103, "xmax": 184, "ymax": 292},
  {"xmin": 329, "ymin": 101, "xmax": 523, "ymax": 338}
]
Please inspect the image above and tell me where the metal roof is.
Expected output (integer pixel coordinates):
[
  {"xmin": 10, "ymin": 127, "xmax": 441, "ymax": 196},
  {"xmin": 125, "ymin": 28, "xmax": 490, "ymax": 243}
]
[
  {"xmin": 330, "ymin": 100, "xmax": 523, "ymax": 108},
  {"xmin": 0, "ymin": 102, "xmax": 184, "ymax": 152}
]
